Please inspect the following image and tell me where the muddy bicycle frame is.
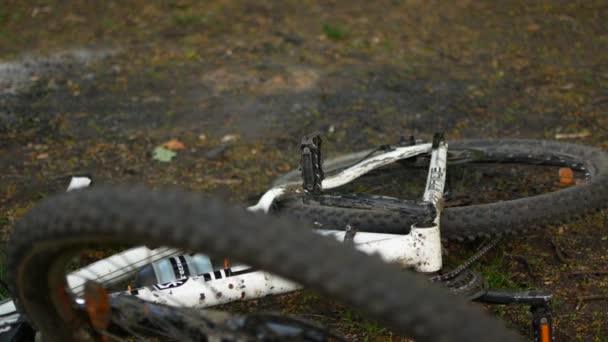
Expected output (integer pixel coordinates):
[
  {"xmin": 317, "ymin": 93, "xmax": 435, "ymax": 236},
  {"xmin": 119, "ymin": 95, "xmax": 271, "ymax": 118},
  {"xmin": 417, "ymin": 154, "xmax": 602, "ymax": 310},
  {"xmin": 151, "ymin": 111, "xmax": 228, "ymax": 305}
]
[
  {"xmin": 0, "ymin": 135, "xmax": 446, "ymax": 327},
  {"xmin": 102, "ymin": 135, "xmax": 447, "ymax": 307}
]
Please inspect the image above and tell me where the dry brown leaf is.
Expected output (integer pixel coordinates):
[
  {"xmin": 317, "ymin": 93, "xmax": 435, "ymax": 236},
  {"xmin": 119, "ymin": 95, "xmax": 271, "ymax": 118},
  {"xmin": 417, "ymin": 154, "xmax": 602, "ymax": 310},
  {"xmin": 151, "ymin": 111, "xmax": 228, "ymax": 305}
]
[
  {"xmin": 162, "ymin": 138, "xmax": 186, "ymax": 151},
  {"xmin": 527, "ymin": 23, "xmax": 541, "ymax": 32}
]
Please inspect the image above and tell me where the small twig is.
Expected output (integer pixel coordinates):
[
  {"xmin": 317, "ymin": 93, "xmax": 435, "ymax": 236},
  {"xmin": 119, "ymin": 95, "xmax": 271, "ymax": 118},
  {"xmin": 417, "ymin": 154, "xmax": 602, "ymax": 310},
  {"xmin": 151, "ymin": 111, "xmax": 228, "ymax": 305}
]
[
  {"xmin": 568, "ymin": 270, "xmax": 608, "ymax": 277},
  {"xmin": 576, "ymin": 295, "xmax": 608, "ymax": 310},
  {"xmin": 579, "ymin": 295, "xmax": 608, "ymax": 301},
  {"xmin": 549, "ymin": 237, "xmax": 569, "ymax": 264},
  {"xmin": 294, "ymin": 313, "xmax": 339, "ymax": 321},
  {"xmin": 591, "ymin": 96, "xmax": 608, "ymax": 106}
]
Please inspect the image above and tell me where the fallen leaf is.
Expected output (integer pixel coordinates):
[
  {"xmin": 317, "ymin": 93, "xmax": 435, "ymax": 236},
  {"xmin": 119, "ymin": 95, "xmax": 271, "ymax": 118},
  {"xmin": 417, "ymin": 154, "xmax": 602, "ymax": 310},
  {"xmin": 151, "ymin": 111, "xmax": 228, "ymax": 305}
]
[
  {"xmin": 559, "ymin": 167, "xmax": 574, "ymax": 186},
  {"xmin": 221, "ymin": 134, "xmax": 239, "ymax": 143},
  {"xmin": 162, "ymin": 138, "xmax": 186, "ymax": 151},
  {"xmin": 527, "ymin": 23, "xmax": 541, "ymax": 32},
  {"xmin": 555, "ymin": 131, "xmax": 591, "ymax": 139},
  {"xmin": 559, "ymin": 83, "xmax": 575, "ymax": 90},
  {"xmin": 36, "ymin": 153, "xmax": 49, "ymax": 160},
  {"xmin": 153, "ymin": 146, "xmax": 176, "ymax": 162}
]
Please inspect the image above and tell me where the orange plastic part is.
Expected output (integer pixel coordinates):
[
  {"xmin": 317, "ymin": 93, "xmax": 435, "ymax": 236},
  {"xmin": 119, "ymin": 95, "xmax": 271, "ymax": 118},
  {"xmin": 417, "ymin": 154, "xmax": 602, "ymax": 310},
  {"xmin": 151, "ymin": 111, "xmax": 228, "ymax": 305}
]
[
  {"xmin": 84, "ymin": 281, "xmax": 111, "ymax": 331},
  {"xmin": 540, "ymin": 324, "xmax": 551, "ymax": 342},
  {"xmin": 559, "ymin": 167, "xmax": 574, "ymax": 186}
]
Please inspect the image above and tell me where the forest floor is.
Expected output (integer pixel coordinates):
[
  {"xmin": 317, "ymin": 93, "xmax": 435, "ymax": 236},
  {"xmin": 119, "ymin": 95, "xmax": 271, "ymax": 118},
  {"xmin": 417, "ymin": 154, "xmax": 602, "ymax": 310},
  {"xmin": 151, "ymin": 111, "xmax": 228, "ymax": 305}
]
[{"xmin": 1, "ymin": 1, "xmax": 607, "ymax": 340}]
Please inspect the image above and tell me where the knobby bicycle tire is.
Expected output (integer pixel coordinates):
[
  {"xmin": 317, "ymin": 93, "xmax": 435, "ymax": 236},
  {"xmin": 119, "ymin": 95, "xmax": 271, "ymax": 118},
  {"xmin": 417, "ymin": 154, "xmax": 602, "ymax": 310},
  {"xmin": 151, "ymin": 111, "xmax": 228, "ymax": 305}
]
[
  {"xmin": 274, "ymin": 139, "xmax": 608, "ymax": 240},
  {"xmin": 7, "ymin": 186, "xmax": 520, "ymax": 341}
]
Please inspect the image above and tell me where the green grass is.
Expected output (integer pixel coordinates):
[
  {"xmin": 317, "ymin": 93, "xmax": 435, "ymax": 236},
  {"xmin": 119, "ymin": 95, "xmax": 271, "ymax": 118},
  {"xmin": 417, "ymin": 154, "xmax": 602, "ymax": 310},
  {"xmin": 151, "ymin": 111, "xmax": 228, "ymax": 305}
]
[
  {"xmin": 173, "ymin": 13, "xmax": 207, "ymax": 26},
  {"xmin": 339, "ymin": 308, "xmax": 388, "ymax": 339},
  {"xmin": 478, "ymin": 255, "xmax": 524, "ymax": 289},
  {"xmin": 0, "ymin": 7, "xmax": 8, "ymax": 26},
  {"xmin": 322, "ymin": 23, "xmax": 349, "ymax": 40},
  {"xmin": 102, "ymin": 17, "xmax": 117, "ymax": 32}
]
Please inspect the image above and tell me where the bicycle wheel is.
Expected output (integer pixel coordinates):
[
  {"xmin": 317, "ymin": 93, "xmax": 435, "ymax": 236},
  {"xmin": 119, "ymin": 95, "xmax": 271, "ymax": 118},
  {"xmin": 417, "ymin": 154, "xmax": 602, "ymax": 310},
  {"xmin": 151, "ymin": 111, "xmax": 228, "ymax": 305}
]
[
  {"xmin": 7, "ymin": 186, "xmax": 520, "ymax": 341},
  {"xmin": 273, "ymin": 139, "xmax": 608, "ymax": 240}
]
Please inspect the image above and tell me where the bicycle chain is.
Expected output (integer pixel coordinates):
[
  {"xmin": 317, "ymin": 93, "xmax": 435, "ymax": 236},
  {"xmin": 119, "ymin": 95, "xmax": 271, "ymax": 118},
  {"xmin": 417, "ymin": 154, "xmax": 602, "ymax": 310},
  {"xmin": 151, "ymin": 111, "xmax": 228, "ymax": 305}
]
[
  {"xmin": 429, "ymin": 235, "xmax": 503, "ymax": 299},
  {"xmin": 434, "ymin": 268, "xmax": 487, "ymax": 300},
  {"xmin": 430, "ymin": 235, "xmax": 503, "ymax": 282}
]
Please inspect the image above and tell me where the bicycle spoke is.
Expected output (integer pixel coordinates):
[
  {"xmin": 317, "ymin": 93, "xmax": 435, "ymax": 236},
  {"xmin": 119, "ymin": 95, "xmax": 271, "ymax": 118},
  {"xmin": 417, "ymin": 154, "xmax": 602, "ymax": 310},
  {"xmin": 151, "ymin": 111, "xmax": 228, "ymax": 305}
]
[{"xmin": 71, "ymin": 248, "xmax": 183, "ymax": 294}]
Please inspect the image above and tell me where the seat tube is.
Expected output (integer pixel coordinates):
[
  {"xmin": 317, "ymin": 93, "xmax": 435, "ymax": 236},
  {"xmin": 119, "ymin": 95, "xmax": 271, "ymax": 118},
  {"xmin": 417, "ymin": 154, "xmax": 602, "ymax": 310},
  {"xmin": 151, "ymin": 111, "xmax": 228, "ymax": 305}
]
[{"xmin": 411, "ymin": 133, "xmax": 447, "ymax": 272}]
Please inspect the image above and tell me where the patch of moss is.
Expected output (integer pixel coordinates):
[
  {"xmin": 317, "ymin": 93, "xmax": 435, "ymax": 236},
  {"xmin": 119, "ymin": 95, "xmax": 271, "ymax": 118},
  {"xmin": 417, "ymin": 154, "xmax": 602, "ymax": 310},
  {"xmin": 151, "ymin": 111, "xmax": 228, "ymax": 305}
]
[
  {"xmin": 173, "ymin": 13, "xmax": 207, "ymax": 26},
  {"xmin": 323, "ymin": 23, "xmax": 349, "ymax": 40}
]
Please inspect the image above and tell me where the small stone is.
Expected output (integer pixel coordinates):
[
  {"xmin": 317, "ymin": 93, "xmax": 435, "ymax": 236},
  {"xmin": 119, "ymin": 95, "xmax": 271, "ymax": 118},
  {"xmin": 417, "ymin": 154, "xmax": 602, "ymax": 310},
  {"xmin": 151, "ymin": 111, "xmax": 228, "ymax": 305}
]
[
  {"xmin": 283, "ymin": 33, "xmax": 304, "ymax": 45},
  {"xmin": 290, "ymin": 103, "xmax": 302, "ymax": 113},
  {"xmin": 221, "ymin": 134, "xmax": 239, "ymax": 143},
  {"xmin": 205, "ymin": 145, "xmax": 230, "ymax": 160}
]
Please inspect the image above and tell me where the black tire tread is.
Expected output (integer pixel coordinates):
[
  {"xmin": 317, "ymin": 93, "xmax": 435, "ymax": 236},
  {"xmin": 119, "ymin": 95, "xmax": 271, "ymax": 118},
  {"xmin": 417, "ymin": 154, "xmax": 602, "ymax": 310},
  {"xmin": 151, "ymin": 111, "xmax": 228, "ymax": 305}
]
[
  {"xmin": 276, "ymin": 139, "xmax": 608, "ymax": 240},
  {"xmin": 8, "ymin": 186, "xmax": 520, "ymax": 341}
]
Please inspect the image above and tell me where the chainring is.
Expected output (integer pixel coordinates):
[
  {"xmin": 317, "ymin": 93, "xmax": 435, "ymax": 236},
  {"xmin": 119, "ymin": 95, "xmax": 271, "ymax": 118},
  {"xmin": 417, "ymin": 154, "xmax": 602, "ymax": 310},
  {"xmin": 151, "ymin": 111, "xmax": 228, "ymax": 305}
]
[{"xmin": 433, "ymin": 268, "xmax": 488, "ymax": 300}]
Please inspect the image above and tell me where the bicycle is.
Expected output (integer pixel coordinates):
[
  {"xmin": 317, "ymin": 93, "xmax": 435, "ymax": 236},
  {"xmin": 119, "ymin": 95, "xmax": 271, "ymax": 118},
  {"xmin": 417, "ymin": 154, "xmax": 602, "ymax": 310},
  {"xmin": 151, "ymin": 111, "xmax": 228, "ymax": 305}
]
[
  {"xmin": 1, "ymin": 133, "xmax": 606, "ymax": 341},
  {"xmin": 3, "ymin": 191, "xmax": 517, "ymax": 341}
]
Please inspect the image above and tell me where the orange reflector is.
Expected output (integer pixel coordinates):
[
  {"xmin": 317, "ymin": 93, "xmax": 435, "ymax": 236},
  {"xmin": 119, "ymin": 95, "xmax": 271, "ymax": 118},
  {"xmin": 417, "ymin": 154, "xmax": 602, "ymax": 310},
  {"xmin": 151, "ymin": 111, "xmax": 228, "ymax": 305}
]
[
  {"xmin": 224, "ymin": 258, "xmax": 231, "ymax": 269},
  {"xmin": 540, "ymin": 323, "xmax": 551, "ymax": 342},
  {"xmin": 84, "ymin": 281, "xmax": 110, "ymax": 331},
  {"xmin": 559, "ymin": 167, "xmax": 574, "ymax": 186}
]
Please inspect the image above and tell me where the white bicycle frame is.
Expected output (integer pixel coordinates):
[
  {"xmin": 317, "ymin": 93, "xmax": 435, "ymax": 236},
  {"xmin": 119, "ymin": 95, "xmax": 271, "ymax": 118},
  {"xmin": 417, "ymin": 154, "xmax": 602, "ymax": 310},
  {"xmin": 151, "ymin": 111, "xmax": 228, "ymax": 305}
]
[{"xmin": 0, "ymin": 138, "xmax": 447, "ymax": 324}]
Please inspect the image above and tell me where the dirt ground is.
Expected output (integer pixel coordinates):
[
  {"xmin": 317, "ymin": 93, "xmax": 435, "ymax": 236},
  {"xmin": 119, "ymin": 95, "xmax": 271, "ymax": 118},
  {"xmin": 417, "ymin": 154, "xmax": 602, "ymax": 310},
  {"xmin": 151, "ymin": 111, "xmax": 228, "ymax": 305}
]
[{"xmin": 1, "ymin": 1, "xmax": 607, "ymax": 340}]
